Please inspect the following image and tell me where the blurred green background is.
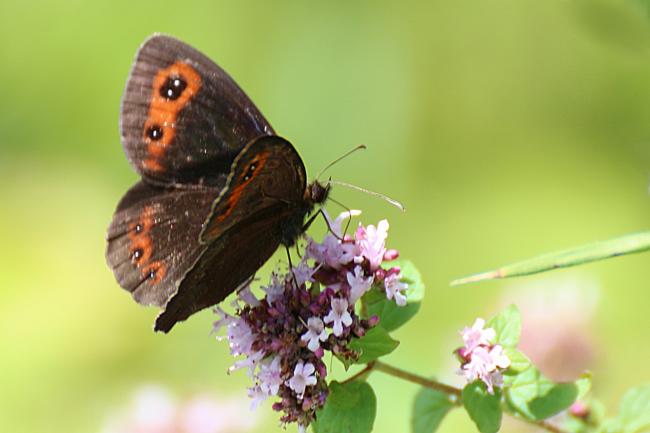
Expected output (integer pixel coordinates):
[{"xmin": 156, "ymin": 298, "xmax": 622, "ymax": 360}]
[{"xmin": 1, "ymin": 0, "xmax": 649, "ymax": 432}]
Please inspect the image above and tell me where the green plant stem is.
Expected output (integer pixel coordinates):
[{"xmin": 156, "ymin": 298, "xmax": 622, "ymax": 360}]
[
  {"xmin": 341, "ymin": 362, "xmax": 376, "ymax": 384},
  {"xmin": 349, "ymin": 361, "xmax": 569, "ymax": 433},
  {"xmin": 373, "ymin": 361, "xmax": 461, "ymax": 398}
]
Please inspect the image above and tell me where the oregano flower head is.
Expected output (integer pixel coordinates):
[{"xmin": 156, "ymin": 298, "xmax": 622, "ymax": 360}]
[
  {"xmin": 456, "ymin": 318, "xmax": 511, "ymax": 393},
  {"xmin": 212, "ymin": 211, "xmax": 407, "ymax": 430}
]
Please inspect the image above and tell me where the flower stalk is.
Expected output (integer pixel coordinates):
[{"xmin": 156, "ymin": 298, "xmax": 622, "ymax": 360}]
[{"xmin": 349, "ymin": 361, "xmax": 569, "ymax": 433}]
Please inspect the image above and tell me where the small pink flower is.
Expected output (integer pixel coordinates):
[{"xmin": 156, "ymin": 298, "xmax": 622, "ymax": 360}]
[
  {"xmin": 306, "ymin": 210, "xmax": 361, "ymax": 269},
  {"xmin": 460, "ymin": 344, "xmax": 510, "ymax": 393},
  {"xmin": 237, "ymin": 286, "xmax": 260, "ymax": 307},
  {"xmin": 329, "ymin": 209, "xmax": 362, "ymax": 238},
  {"xmin": 212, "ymin": 306, "xmax": 235, "ymax": 333},
  {"xmin": 384, "ymin": 273, "xmax": 408, "ymax": 306},
  {"xmin": 287, "ymin": 361, "xmax": 318, "ymax": 399},
  {"xmin": 460, "ymin": 318, "xmax": 495, "ymax": 352},
  {"xmin": 258, "ymin": 356, "xmax": 283, "ymax": 396},
  {"xmin": 462, "ymin": 346, "xmax": 491, "ymax": 381},
  {"xmin": 487, "ymin": 344, "xmax": 511, "ymax": 370},
  {"xmin": 227, "ymin": 317, "xmax": 255, "ymax": 357},
  {"xmin": 230, "ymin": 350, "xmax": 263, "ymax": 374},
  {"xmin": 347, "ymin": 265, "xmax": 374, "ymax": 303},
  {"xmin": 323, "ymin": 298, "xmax": 353, "ymax": 336},
  {"xmin": 301, "ymin": 317, "xmax": 328, "ymax": 351},
  {"xmin": 482, "ymin": 371, "xmax": 504, "ymax": 394},
  {"xmin": 247, "ymin": 385, "xmax": 267, "ymax": 410},
  {"xmin": 457, "ymin": 317, "xmax": 510, "ymax": 394},
  {"xmin": 261, "ymin": 272, "xmax": 284, "ymax": 305},
  {"xmin": 292, "ymin": 259, "xmax": 319, "ymax": 287},
  {"xmin": 355, "ymin": 219, "xmax": 389, "ymax": 270}
]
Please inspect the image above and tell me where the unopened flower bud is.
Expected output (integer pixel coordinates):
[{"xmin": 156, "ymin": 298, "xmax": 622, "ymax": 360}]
[
  {"xmin": 384, "ymin": 249, "xmax": 399, "ymax": 261},
  {"xmin": 570, "ymin": 401, "xmax": 590, "ymax": 419}
]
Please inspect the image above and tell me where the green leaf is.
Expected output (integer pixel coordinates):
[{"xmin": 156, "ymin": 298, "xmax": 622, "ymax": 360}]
[
  {"xmin": 349, "ymin": 326, "xmax": 399, "ymax": 364},
  {"xmin": 601, "ymin": 384, "xmax": 650, "ymax": 433},
  {"xmin": 502, "ymin": 348, "xmax": 531, "ymax": 376},
  {"xmin": 486, "ymin": 304, "xmax": 521, "ymax": 348},
  {"xmin": 505, "ymin": 366, "xmax": 578, "ymax": 420},
  {"xmin": 451, "ymin": 231, "xmax": 650, "ymax": 285},
  {"xmin": 334, "ymin": 352, "xmax": 354, "ymax": 371},
  {"xmin": 462, "ymin": 381, "xmax": 502, "ymax": 433},
  {"xmin": 312, "ymin": 381, "xmax": 377, "ymax": 433},
  {"xmin": 412, "ymin": 388, "xmax": 455, "ymax": 433},
  {"xmin": 575, "ymin": 372, "xmax": 592, "ymax": 401},
  {"xmin": 363, "ymin": 288, "xmax": 420, "ymax": 332},
  {"xmin": 391, "ymin": 259, "xmax": 425, "ymax": 302},
  {"xmin": 363, "ymin": 259, "xmax": 425, "ymax": 331},
  {"xmin": 617, "ymin": 384, "xmax": 650, "ymax": 432}
]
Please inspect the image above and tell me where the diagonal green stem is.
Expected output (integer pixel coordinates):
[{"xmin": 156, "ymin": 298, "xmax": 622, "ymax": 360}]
[
  {"xmin": 373, "ymin": 361, "xmax": 462, "ymax": 398},
  {"xmin": 347, "ymin": 361, "xmax": 569, "ymax": 433}
]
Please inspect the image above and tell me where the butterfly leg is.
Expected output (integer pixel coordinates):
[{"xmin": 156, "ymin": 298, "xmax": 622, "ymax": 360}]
[
  {"xmin": 327, "ymin": 197, "xmax": 354, "ymax": 237},
  {"xmin": 285, "ymin": 245, "xmax": 299, "ymax": 290},
  {"xmin": 302, "ymin": 208, "xmax": 345, "ymax": 241}
]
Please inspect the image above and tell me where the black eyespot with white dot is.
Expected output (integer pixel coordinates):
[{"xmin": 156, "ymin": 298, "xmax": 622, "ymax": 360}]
[
  {"xmin": 160, "ymin": 76, "xmax": 187, "ymax": 100},
  {"xmin": 147, "ymin": 268, "xmax": 157, "ymax": 280},
  {"xmin": 243, "ymin": 163, "xmax": 257, "ymax": 181},
  {"xmin": 134, "ymin": 223, "xmax": 144, "ymax": 234},
  {"xmin": 131, "ymin": 248, "xmax": 144, "ymax": 262},
  {"xmin": 146, "ymin": 125, "xmax": 163, "ymax": 141}
]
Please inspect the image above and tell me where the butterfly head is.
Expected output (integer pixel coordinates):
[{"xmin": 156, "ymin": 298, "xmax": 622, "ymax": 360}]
[{"xmin": 306, "ymin": 180, "xmax": 330, "ymax": 206}]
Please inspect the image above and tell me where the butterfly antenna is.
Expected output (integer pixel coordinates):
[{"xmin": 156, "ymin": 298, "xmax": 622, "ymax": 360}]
[
  {"xmin": 330, "ymin": 180, "xmax": 406, "ymax": 212},
  {"xmin": 316, "ymin": 144, "xmax": 367, "ymax": 181}
]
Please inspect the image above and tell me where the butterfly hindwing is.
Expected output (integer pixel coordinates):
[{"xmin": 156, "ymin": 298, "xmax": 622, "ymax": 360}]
[
  {"xmin": 106, "ymin": 181, "xmax": 221, "ymax": 306},
  {"xmin": 120, "ymin": 34, "xmax": 275, "ymax": 185},
  {"xmin": 154, "ymin": 203, "xmax": 292, "ymax": 332}
]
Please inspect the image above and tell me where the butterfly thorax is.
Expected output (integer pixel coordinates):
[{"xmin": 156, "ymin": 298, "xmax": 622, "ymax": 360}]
[{"xmin": 279, "ymin": 181, "xmax": 329, "ymax": 247}]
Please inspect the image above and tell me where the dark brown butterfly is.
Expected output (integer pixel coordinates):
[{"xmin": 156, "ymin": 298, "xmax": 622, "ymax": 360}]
[{"xmin": 106, "ymin": 34, "xmax": 328, "ymax": 333}]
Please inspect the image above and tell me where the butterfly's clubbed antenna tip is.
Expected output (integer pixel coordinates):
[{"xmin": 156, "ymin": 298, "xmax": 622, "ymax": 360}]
[{"xmin": 316, "ymin": 144, "xmax": 368, "ymax": 180}]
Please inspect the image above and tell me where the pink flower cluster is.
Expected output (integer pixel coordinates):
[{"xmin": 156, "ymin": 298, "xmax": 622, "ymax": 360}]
[
  {"xmin": 213, "ymin": 211, "xmax": 407, "ymax": 430},
  {"xmin": 456, "ymin": 318, "xmax": 511, "ymax": 394}
]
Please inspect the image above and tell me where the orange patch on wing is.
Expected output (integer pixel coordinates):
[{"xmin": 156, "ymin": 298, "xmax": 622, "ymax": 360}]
[
  {"xmin": 143, "ymin": 158, "xmax": 164, "ymax": 172},
  {"xmin": 142, "ymin": 62, "xmax": 202, "ymax": 172}
]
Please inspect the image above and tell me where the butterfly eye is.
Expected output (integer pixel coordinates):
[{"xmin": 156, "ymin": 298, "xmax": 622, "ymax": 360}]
[
  {"xmin": 160, "ymin": 76, "xmax": 187, "ymax": 100},
  {"xmin": 243, "ymin": 163, "xmax": 257, "ymax": 181}
]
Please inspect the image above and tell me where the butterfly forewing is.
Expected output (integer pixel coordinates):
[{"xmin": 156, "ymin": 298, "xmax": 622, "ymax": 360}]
[
  {"xmin": 120, "ymin": 34, "xmax": 275, "ymax": 185},
  {"xmin": 200, "ymin": 135, "xmax": 307, "ymax": 244},
  {"xmin": 155, "ymin": 136, "xmax": 308, "ymax": 332},
  {"xmin": 106, "ymin": 181, "xmax": 220, "ymax": 306}
]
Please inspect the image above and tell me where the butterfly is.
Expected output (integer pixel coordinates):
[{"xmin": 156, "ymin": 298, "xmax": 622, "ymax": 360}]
[{"xmin": 106, "ymin": 34, "xmax": 329, "ymax": 333}]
